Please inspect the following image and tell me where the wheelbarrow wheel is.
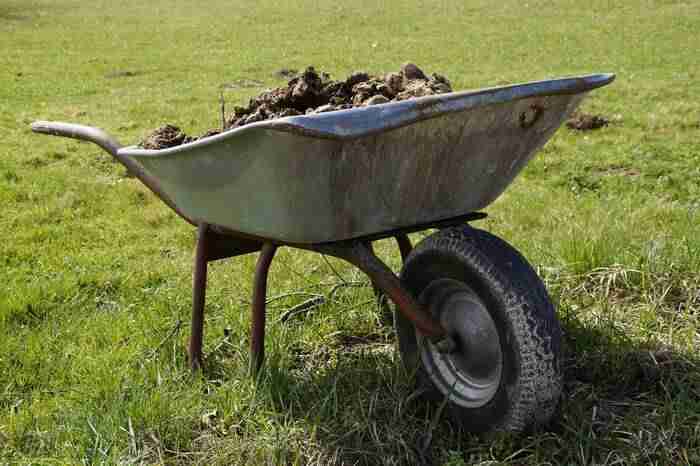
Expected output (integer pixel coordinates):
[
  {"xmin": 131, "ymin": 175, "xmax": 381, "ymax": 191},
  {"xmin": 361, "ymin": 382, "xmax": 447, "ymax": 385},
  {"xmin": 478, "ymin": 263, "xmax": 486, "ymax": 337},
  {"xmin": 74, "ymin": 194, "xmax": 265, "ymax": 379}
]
[{"xmin": 396, "ymin": 226, "xmax": 562, "ymax": 433}]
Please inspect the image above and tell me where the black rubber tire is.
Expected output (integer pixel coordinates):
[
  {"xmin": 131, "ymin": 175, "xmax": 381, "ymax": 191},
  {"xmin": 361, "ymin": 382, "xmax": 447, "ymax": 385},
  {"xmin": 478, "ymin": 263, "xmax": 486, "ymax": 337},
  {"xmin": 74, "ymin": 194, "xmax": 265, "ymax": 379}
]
[{"xmin": 396, "ymin": 225, "xmax": 562, "ymax": 433}]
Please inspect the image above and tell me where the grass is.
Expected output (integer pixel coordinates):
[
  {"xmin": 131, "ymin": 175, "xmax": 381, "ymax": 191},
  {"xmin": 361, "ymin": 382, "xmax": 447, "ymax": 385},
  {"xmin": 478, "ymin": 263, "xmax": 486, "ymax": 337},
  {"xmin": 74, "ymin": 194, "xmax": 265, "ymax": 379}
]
[{"xmin": 1, "ymin": 0, "xmax": 699, "ymax": 464}]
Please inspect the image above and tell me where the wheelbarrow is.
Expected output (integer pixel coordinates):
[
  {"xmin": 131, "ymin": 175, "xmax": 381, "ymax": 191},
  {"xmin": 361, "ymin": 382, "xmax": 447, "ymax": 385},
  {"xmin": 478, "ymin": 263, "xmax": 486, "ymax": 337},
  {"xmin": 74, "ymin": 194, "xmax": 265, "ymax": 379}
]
[{"xmin": 31, "ymin": 73, "xmax": 614, "ymax": 433}]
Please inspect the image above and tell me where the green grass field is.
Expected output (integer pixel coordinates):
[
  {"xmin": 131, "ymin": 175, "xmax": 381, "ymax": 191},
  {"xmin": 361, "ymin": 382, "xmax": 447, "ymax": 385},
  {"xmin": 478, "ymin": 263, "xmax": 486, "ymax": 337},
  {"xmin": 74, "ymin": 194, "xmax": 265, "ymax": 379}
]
[{"xmin": 2, "ymin": 0, "xmax": 699, "ymax": 464}]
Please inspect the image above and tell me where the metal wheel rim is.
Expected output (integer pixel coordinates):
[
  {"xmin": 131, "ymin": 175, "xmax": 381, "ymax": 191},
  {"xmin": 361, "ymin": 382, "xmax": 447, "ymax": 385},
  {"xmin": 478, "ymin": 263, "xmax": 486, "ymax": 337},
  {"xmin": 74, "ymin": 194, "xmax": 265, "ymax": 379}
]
[{"xmin": 417, "ymin": 278, "xmax": 503, "ymax": 408}]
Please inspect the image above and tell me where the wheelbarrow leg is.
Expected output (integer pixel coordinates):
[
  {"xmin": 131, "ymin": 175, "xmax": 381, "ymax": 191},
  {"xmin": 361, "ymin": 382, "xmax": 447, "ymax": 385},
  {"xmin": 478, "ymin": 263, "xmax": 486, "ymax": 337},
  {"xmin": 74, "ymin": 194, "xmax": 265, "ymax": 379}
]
[
  {"xmin": 250, "ymin": 242, "xmax": 277, "ymax": 376},
  {"xmin": 395, "ymin": 234, "xmax": 412, "ymax": 263},
  {"xmin": 363, "ymin": 241, "xmax": 392, "ymax": 324},
  {"xmin": 363, "ymin": 241, "xmax": 384, "ymax": 297},
  {"xmin": 189, "ymin": 223, "xmax": 210, "ymax": 371}
]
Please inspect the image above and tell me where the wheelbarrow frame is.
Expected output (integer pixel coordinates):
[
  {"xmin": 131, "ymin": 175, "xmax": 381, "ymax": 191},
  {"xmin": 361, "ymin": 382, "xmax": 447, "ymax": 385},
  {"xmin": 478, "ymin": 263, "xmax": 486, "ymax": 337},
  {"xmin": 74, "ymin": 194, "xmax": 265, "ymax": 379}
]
[{"xmin": 30, "ymin": 73, "xmax": 616, "ymax": 373}]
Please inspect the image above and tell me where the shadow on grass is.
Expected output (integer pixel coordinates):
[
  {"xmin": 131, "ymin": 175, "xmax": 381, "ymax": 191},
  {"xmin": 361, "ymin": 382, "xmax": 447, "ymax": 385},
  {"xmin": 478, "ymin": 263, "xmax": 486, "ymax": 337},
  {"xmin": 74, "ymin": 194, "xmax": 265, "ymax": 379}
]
[
  {"xmin": 238, "ymin": 315, "xmax": 700, "ymax": 466},
  {"xmin": 264, "ymin": 339, "xmax": 445, "ymax": 465},
  {"xmin": 557, "ymin": 314, "xmax": 700, "ymax": 441}
]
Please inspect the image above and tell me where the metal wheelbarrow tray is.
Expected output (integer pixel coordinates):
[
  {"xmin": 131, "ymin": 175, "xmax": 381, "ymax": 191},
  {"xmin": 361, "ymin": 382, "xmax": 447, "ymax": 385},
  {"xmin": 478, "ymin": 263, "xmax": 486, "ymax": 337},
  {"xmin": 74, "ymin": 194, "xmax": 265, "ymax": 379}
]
[{"xmin": 32, "ymin": 73, "xmax": 614, "ymax": 433}]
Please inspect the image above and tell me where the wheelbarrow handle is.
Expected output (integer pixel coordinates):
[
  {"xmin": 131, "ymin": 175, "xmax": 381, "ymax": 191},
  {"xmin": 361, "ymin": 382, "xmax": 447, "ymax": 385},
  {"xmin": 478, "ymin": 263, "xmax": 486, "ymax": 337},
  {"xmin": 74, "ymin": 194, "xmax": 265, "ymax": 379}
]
[
  {"xmin": 31, "ymin": 120, "xmax": 197, "ymax": 226},
  {"xmin": 31, "ymin": 120, "xmax": 122, "ymax": 156}
]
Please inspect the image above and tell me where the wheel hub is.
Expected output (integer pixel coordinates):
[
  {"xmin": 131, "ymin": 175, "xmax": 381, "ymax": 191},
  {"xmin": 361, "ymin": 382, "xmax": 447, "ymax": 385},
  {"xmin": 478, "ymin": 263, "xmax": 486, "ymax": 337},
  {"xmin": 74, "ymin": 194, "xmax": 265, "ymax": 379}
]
[{"xmin": 418, "ymin": 278, "xmax": 503, "ymax": 408}]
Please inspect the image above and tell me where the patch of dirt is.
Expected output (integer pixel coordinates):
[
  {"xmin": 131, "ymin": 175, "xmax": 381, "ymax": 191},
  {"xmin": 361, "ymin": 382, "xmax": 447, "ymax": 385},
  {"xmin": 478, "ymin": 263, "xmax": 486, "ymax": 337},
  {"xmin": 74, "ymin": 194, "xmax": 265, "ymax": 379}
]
[
  {"xmin": 139, "ymin": 63, "xmax": 453, "ymax": 149},
  {"xmin": 566, "ymin": 112, "xmax": 610, "ymax": 131},
  {"xmin": 0, "ymin": 11, "xmax": 30, "ymax": 21},
  {"xmin": 595, "ymin": 166, "xmax": 641, "ymax": 177},
  {"xmin": 140, "ymin": 124, "xmax": 197, "ymax": 150},
  {"xmin": 333, "ymin": 332, "xmax": 389, "ymax": 349},
  {"xmin": 23, "ymin": 156, "xmax": 51, "ymax": 169},
  {"xmin": 273, "ymin": 68, "xmax": 298, "ymax": 79},
  {"xmin": 105, "ymin": 70, "xmax": 143, "ymax": 79}
]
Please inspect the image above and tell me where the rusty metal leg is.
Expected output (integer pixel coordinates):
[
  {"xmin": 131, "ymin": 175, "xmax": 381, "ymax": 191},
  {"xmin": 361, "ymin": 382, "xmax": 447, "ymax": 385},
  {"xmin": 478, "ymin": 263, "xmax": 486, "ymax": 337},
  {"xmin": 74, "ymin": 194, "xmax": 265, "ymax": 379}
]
[
  {"xmin": 363, "ymin": 241, "xmax": 384, "ymax": 298},
  {"xmin": 189, "ymin": 223, "xmax": 210, "ymax": 371},
  {"xmin": 250, "ymin": 242, "xmax": 277, "ymax": 376},
  {"xmin": 395, "ymin": 234, "xmax": 412, "ymax": 264},
  {"xmin": 364, "ymin": 241, "xmax": 393, "ymax": 325}
]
